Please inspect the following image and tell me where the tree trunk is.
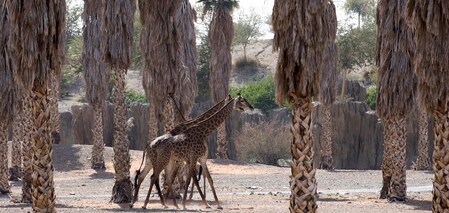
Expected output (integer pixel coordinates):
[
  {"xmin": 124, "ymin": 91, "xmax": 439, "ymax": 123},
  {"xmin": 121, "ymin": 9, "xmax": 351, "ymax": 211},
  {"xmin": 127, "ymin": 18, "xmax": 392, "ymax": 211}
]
[
  {"xmin": 31, "ymin": 81, "xmax": 56, "ymax": 212},
  {"xmin": 0, "ymin": 122, "xmax": 10, "ymax": 193},
  {"xmin": 91, "ymin": 105, "xmax": 105, "ymax": 169},
  {"xmin": 380, "ymin": 120, "xmax": 392, "ymax": 199},
  {"xmin": 22, "ymin": 91, "xmax": 33, "ymax": 203},
  {"xmin": 215, "ymin": 124, "xmax": 228, "ymax": 159},
  {"xmin": 380, "ymin": 117, "xmax": 407, "ymax": 201},
  {"xmin": 289, "ymin": 97, "xmax": 317, "ymax": 212},
  {"xmin": 49, "ymin": 71, "xmax": 60, "ymax": 144},
  {"xmin": 413, "ymin": 110, "xmax": 430, "ymax": 170},
  {"xmin": 320, "ymin": 104, "xmax": 333, "ymax": 170},
  {"xmin": 10, "ymin": 115, "xmax": 23, "ymax": 181},
  {"xmin": 432, "ymin": 108, "xmax": 449, "ymax": 212},
  {"xmin": 110, "ymin": 68, "xmax": 132, "ymax": 203}
]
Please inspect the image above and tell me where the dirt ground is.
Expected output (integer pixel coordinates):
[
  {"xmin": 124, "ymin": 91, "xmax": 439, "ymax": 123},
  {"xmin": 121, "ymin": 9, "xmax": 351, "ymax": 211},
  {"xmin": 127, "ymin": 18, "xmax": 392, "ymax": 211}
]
[{"xmin": 1, "ymin": 144, "xmax": 433, "ymax": 212}]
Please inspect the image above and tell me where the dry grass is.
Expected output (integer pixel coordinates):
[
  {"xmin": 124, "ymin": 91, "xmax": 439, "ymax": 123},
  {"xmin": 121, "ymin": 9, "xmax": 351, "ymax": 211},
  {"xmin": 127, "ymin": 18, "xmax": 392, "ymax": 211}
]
[{"xmin": 234, "ymin": 120, "xmax": 290, "ymax": 165}]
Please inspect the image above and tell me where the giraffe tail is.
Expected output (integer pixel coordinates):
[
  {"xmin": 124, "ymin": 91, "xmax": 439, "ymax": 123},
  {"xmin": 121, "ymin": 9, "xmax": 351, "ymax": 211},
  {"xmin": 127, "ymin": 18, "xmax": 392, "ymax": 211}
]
[{"xmin": 134, "ymin": 146, "xmax": 147, "ymax": 190}]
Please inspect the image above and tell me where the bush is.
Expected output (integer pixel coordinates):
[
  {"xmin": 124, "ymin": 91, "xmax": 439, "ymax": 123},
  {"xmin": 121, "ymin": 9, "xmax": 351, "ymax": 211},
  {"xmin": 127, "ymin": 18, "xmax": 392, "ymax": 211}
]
[
  {"xmin": 365, "ymin": 85, "xmax": 377, "ymax": 110},
  {"xmin": 234, "ymin": 121, "xmax": 291, "ymax": 166},
  {"xmin": 229, "ymin": 75, "xmax": 277, "ymax": 112},
  {"xmin": 125, "ymin": 89, "xmax": 147, "ymax": 107}
]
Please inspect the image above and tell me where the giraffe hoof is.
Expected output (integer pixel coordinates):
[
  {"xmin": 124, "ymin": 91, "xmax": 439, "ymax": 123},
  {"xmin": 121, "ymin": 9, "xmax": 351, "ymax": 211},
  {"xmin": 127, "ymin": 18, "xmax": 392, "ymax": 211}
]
[
  {"xmin": 141, "ymin": 206, "xmax": 147, "ymax": 209},
  {"xmin": 217, "ymin": 206, "xmax": 223, "ymax": 210},
  {"xmin": 388, "ymin": 196, "xmax": 407, "ymax": 202}
]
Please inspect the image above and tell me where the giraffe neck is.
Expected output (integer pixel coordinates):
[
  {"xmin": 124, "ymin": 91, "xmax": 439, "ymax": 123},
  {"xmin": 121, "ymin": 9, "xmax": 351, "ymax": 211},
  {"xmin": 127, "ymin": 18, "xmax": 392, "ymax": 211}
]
[
  {"xmin": 169, "ymin": 95, "xmax": 231, "ymax": 135},
  {"xmin": 192, "ymin": 98, "xmax": 235, "ymax": 136}
]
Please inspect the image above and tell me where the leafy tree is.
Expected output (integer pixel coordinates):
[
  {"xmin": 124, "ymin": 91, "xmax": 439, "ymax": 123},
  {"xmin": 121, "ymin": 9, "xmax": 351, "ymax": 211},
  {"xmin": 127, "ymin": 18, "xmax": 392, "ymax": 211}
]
[
  {"xmin": 195, "ymin": 32, "xmax": 212, "ymax": 102},
  {"xmin": 233, "ymin": 9, "xmax": 263, "ymax": 60},
  {"xmin": 131, "ymin": 10, "xmax": 141, "ymax": 70},
  {"xmin": 66, "ymin": 0, "xmax": 83, "ymax": 42},
  {"xmin": 337, "ymin": 22, "xmax": 376, "ymax": 70},
  {"xmin": 343, "ymin": 0, "xmax": 376, "ymax": 28},
  {"xmin": 230, "ymin": 75, "xmax": 277, "ymax": 112}
]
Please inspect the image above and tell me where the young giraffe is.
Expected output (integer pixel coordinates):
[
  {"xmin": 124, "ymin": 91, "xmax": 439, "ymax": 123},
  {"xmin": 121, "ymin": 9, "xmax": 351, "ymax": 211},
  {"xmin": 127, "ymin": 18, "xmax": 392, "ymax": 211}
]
[
  {"xmin": 139, "ymin": 94, "xmax": 253, "ymax": 210},
  {"xmin": 131, "ymin": 94, "xmax": 231, "ymax": 207}
]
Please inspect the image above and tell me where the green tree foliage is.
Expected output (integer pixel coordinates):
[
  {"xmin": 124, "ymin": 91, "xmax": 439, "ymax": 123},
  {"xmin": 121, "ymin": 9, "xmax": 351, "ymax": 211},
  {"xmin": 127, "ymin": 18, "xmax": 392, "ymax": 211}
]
[
  {"xmin": 233, "ymin": 9, "xmax": 263, "ymax": 60},
  {"xmin": 337, "ymin": 0, "xmax": 376, "ymax": 71},
  {"xmin": 343, "ymin": 0, "xmax": 376, "ymax": 28},
  {"xmin": 195, "ymin": 33, "xmax": 212, "ymax": 102},
  {"xmin": 131, "ymin": 10, "xmax": 141, "ymax": 70},
  {"xmin": 65, "ymin": 0, "xmax": 83, "ymax": 42},
  {"xmin": 365, "ymin": 85, "xmax": 377, "ymax": 110},
  {"xmin": 61, "ymin": 1, "xmax": 83, "ymax": 95},
  {"xmin": 230, "ymin": 75, "xmax": 277, "ymax": 112},
  {"xmin": 125, "ymin": 89, "xmax": 147, "ymax": 107}
]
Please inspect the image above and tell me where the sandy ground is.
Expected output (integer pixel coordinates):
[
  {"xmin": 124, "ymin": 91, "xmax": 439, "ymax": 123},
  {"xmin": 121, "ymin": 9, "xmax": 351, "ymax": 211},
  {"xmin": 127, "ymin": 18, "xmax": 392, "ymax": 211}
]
[{"xmin": 1, "ymin": 144, "xmax": 433, "ymax": 212}]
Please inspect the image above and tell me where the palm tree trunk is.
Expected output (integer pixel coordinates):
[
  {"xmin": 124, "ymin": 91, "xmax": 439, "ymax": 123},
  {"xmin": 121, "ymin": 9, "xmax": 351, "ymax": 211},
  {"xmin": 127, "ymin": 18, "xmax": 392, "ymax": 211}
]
[
  {"xmin": 432, "ymin": 108, "xmax": 449, "ymax": 211},
  {"xmin": 49, "ymin": 71, "xmax": 60, "ymax": 144},
  {"xmin": 0, "ymin": 122, "xmax": 10, "ymax": 193},
  {"xmin": 380, "ymin": 122, "xmax": 392, "ymax": 199},
  {"xmin": 22, "ymin": 91, "xmax": 33, "ymax": 202},
  {"xmin": 381, "ymin": 117, "xmax": 407, "ymax": 201},
  {"xmin": 111, "ymin": 68, "xmax": 132, "ymax": 203},
  {"xmin": 10, "ymin": 115, "xmax": 23, "ymax": 181},
  {"xmin": 215, "ymin": 124, "xmax": 227, "ymax": 159},
  {"xmin": 413, "ymin": 110, "xmax": 430, "ymax": 170},
  {"xmin": 290, "ymin": 97, "xmax": 316, "ymax": 212},
  {"xmin": 31, "ymin": 81, "xmax": 56, "ymax": 212},
  {"xmin": 320, "ymin": 104, "xmax": 334, "ymax": 170},
  {"xmin": 91, "ymin": 105, "xmax": 105, "ymax": 169}
]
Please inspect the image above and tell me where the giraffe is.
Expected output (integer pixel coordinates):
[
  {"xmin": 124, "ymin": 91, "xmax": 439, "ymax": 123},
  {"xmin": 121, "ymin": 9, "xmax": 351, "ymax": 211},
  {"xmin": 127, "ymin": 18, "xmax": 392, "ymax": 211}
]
[
  {"xmin": 133, "ymin": 94, "xmax": 253, "ymax": 210},
  {"xmin": 131, "ymin": 94, "xmax": 232, "ymax": 207}
]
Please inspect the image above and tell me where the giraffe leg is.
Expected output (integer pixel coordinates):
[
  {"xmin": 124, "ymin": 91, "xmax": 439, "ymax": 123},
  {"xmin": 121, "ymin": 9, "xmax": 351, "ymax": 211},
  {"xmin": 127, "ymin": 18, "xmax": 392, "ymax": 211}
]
[
  {"xmin": 192, "ymin": 167, "xmax": 209, "ymax": 208},
  {"xmin": 164, "ymin": 160, "xmax": 180, "ymax": 209},
  {"xmin": 200, "ymin": 159, "xmax": 221, "ymax": 209},
  {"xmin": 131, "ymin": 160, "xmax": 152, "ymax": 207}
]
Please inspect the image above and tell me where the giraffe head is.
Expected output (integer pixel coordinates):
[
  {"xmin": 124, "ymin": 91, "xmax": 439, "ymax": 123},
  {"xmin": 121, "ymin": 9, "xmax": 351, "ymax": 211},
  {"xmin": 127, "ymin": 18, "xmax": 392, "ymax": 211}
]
[{"xmin": 234, "ymin": 93, "xmax": 254, "ymax": 112}]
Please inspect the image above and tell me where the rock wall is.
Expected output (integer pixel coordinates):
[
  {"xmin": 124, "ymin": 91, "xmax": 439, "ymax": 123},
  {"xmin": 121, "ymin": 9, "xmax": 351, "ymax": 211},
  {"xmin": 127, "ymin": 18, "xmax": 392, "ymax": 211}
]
[{"xmin": 59, "ymin": 99, "xmax": 433, "ymax": 170}]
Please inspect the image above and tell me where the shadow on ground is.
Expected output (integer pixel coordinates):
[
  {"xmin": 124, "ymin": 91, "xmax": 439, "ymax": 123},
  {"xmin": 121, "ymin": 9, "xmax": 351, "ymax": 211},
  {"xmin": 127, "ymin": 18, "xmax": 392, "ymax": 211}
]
[{"xmin": 52, "ymin": 144, "xmax": 85, "ymax": 171}]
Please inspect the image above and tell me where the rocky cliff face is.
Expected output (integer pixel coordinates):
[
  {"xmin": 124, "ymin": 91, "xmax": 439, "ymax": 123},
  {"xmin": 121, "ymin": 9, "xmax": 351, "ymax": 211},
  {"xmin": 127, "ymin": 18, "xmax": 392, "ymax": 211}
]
[{"xmin": 60, "ymin": 98, "xmax": 432, "ymax": 170}]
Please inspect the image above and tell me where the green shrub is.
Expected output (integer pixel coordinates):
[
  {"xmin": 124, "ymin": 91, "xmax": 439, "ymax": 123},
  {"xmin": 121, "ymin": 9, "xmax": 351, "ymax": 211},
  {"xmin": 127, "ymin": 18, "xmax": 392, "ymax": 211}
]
[
  {"xmin": 234, "ymin": 58, "xmax": 259, "ymax": 73},
  {"xmin": 365, "ymin": 85, "xmax": 377, "ymax": 110},
  {"xmin": 230, "ymin": 75, "xmax": 277, "ymax": 112},
  {"xmin": 125, "ymin": 89, "xmax": 147, "ymax": 107},
  {"xmin": 234, "ymin": 121, "xmax": 290, "ymax": 166}
]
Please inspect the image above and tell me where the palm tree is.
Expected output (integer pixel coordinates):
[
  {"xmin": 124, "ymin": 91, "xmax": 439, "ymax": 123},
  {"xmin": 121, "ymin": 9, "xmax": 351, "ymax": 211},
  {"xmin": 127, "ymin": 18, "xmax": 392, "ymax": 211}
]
[
  {"xmin": 272, "ymin": 0, "xmax": 333, "ymax": 211},
  {"xmin": 49, "ymin": 71, "xmax": 60, "ymax": 143},
  {"xmin": 376, "ymin": 0, "xmax": 415, "ymax": 201},
  {"xmin": 7, "ymin": 0, "xmax": 66, "ymax": 211},
  {"xmin": 82, "ymin": 0, "xmax": 108, "ymax": 169},
  {"xmin": 6, "ymin": 2, "xmax": 34, "ymax": 202},
  {"xmin": 412, "ymin": 109, "xmax": 430, "ymax": 170},
  {"xmin": 139, "ymin": 0, "xmax": 182, "ymax": 146},
  {"xmin": 319, "ymin": 2, "xmax": 338, "ymax": 171},
  {"xmin": 0, "ymin": 5, "xmax": 14, "ymax": 193},
  {"xmin": 9, "ymin": 115, "xmax": 23, "ymax": 181},
  {"xmin": 20, "ymin": 91, "xmax": 33, "ymax": 202},
  {"xmin": 199, "ymin": 0, "xmax": 238, "ymax": 159},
  {"xmin": 167, "ymin": 0, "xmax": 198, "ymax": 197},
  {"xmin": 405, "ymin": 1, "xmax": 449, "ymax": 211},
  {"xmin": 102, "ymin": 0, "xmax": 135, "ymax": 203}
]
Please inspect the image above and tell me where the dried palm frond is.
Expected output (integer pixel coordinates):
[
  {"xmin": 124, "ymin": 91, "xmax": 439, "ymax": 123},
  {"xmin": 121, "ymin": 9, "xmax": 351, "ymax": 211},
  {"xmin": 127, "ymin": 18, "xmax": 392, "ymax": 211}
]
[
  {"xmin": 0, "ymin": 5, "xmax": 17, "ymax": 124},
  {"xmin": 173, "ymin": 0, "xmax": 197, "ymax": 116},
  {"xmin": 376, "ymin": 0, "xmax": 415, "ymax": 119},
  {"xmin": 319, "ymin": 1, "xmax": 338, "ymax": 106},
  {"xmin": 83, "ymin": 0, "xmax": 109, "ymax": 108},
  {"xmin": 209, "ymin": 5, "xmax": 233, "ymax": 102},
  {"xmin": 405, "ymin": 0, "xmax": 449, "ymax": 113},
  {"xmin": 140, "ymin": 0, "xmax": 182, "ymax": 104},
  {"xmin": 103, "ymin": 0, "xmax": 135, "ymax": 69},
  {"xmin": 272, "ymin": 0, "xmax": 332, "ymax": 104}
]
